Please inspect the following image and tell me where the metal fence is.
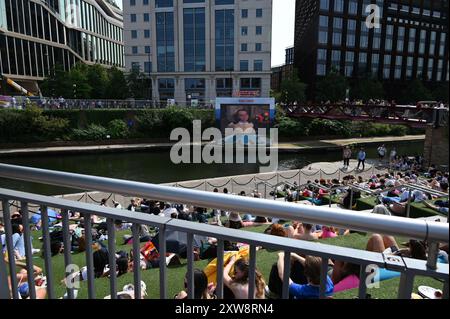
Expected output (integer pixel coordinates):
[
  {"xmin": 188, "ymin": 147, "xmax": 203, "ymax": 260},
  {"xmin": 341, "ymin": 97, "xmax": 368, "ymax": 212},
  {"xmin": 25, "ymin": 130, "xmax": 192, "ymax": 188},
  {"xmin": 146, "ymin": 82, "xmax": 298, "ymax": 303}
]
[{"xmin": 0, "ymin": 163, "xmax": 448, "ymax": 299}]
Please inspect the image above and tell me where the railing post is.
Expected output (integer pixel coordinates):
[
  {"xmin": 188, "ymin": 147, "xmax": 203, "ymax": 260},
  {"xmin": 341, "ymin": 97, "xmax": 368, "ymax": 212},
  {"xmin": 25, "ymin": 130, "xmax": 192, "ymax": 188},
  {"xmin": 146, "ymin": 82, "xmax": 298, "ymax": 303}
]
[
  {"xmin": 186, "ymin": 233, "xmax": 194, "ymax": 299},
  {"xmin": 132, "ymin": 224, "xmax": 142, "ymax": 299},
  {"xmin": 107, "ymin": 218, "xmax": 117, "ymax": 299},
  {"xmin": 21, "ymin": 202, "xmax": 37, "ymax": 299},
  {"xmin": 349, "ymin": 188, "xmax": 354, "ymax": 210},
  {"xmin": 406, "ymin": 187, "xmax": 412, "ymax": 218},
  {"xmin": 282, "ymin": 252, "xmax": 291, "ymax": 299},
  {"xmin": 83, "ymin": 213, "xmax": 95, "ymax": 299},
  {"xmin": 358, "ymin": 264, "xmax": 368, "ymax": 299},
  {"xmin": 319, "ymin": 258, "xmax": 329, "ymax": 299},
  {"xmin": 61, "ymin": 209, "xmax": 74, "ymax": 299},
  {"xmin": 216, "ymin": 240, "xmax": 224, "ymax": 299},
  {"xmin": 426, "ymin": 241, "xmax": 439, "ymax": 270},
  {"xmin": 248, "ymin": 245, "xmax": 257, "ymax": 299},
  {"xmin": 40, "ymin": 205, "xmax": 55, "ymax": 299},
  {"xmin": 1, "ymin": 199, "xmax": 18, "ymax": 299},
  {"xmin": 397, "ymin": 272, "xmax": 415, "ymax": 299},
  {"xmin": 0, "ymin": 246, "xmax": 10, "ymax": 299},
  {"xmin": 159, "ymin": 225, "xmax": 167, "ymax": 299}
]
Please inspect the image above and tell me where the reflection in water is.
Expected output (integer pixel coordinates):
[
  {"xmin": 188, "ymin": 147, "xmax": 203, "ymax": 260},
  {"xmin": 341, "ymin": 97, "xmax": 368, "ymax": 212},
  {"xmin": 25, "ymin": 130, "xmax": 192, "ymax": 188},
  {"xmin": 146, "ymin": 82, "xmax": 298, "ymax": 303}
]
[{"xmin": 0, "ymin": 141, "xmax": 424, "ymax": 195}]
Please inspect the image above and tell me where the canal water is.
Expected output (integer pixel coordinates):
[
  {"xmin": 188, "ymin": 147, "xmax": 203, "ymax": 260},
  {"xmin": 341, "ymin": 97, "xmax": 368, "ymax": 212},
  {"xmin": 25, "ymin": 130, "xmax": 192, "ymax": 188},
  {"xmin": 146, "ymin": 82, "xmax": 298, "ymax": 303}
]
[{"xmin": 0, "ymin": 140, "xmax": 424, "ymax": 195}]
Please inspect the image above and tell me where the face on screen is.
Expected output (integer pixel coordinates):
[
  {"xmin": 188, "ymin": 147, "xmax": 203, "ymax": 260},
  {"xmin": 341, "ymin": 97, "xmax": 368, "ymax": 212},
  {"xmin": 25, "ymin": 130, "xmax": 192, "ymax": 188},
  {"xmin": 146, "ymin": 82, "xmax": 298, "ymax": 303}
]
[{"xmin": 237, "ymin": 110, "xmax": 250, "ymax": 123}]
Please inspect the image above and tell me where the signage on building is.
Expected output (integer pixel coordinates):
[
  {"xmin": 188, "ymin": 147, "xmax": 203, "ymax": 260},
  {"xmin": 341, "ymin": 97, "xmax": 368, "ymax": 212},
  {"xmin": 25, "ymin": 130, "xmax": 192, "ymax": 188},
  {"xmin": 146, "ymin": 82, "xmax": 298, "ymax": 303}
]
[{"xmin": 233, "ymin": 91, "xmax": 261, "ymax": 97}]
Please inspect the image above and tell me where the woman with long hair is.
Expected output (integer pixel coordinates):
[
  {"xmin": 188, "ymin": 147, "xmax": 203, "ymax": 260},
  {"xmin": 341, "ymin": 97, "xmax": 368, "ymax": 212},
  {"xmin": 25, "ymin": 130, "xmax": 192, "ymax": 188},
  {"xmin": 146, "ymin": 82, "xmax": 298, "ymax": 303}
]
[{"xmin": 223, "ymin": 256, "xmax": 266, "ymax": 299}]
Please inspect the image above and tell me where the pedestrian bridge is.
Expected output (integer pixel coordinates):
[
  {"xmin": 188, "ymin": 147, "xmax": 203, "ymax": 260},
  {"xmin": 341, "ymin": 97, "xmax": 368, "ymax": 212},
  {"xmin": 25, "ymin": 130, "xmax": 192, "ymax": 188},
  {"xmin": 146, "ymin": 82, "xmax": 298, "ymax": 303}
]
[{"xmin": 285, "ymin": 103, "xmax": 449, "ymax": 128}]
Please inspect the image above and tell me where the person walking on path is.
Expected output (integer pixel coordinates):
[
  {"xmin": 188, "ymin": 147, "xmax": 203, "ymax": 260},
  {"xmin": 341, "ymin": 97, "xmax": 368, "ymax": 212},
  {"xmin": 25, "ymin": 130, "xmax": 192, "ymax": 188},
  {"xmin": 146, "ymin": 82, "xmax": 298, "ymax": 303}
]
[
  {"xmin": 356, "ymin": 148, "xmax": 366, "ymax": 171},
  {"xmin": 377, "ymin": 144, "xmax": 387, "ymax": 165},
  {"xmin": 343, "ymin": 146, "xmax": 352, "ymax": 169}
]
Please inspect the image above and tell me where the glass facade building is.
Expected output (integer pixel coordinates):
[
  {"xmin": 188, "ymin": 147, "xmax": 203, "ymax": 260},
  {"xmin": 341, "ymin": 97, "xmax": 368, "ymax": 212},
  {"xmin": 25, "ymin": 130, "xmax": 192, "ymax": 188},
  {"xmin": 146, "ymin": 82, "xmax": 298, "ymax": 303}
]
[
  {"xmin": 0, "ymin": 0, "xmax": 124, "ymax": 94},
  {"xmin": 294, "ymin": 0, "xmax": 449, "ymax": 97},
  {"xmin": 124, "ymin": 0, "xmax": 272, "ymax": 102}
]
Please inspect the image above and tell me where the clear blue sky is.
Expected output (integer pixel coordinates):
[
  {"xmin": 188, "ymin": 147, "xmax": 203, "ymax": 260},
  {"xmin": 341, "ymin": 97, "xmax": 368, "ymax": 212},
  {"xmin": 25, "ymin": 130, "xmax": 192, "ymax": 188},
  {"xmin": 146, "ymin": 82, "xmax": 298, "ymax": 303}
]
[{"xmin": 115, "ymin": 0, "xmax": 295, "ymax": 67}]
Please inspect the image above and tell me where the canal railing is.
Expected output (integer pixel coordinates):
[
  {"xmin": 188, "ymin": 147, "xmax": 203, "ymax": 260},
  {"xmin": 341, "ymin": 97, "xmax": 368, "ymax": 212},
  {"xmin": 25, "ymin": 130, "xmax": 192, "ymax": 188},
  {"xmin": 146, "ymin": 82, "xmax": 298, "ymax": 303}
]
[{"xmin": 0, "ymin": 163, "xmax": 448, "ymax": 300}]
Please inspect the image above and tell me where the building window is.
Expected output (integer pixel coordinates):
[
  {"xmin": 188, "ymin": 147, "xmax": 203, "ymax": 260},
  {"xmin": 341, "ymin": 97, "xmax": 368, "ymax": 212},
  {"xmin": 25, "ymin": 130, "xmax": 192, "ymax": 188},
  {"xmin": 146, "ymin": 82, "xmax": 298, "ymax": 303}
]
[
  {"xmin": 331, "ymin": 50, "xmax": 341, "ymax": 70},
  {"xmin": 419, "ymin": 30, "xmax": 426, "ymax": 54},
  {"xmin": 317, "ymin": 49, "xmax": 327, "ymax": 62},
  {"xmin": 408, "ymin": 29, "xmax": 416, "ymax": 53},
  {"xmin": 317, "ymin": 64, "xmax": 326, "ymax": 75},
  {"xmin": 184, "ymin": 8, "xmax": 206, "ymax": 72},
  {"xmin": 256, "ymin": 26, "xmax": 262, "ymax": 35},
  {"xmin": 240, "ymin": 60, "xmax": 249, "ymax": 71},
  {"xmin": 131, "ymin": 30, "xmax": 137, "ymax": 38},
  {"xmin": 131, "ymin": 62, "xmax": 140, "ymax": 71},
  {"xmin": 144, "ymin": 30, "xmax": 150, "ymax": 38},
  {"xmin": 144, "ymin": 61, "xmax": 152, "ymax": 74},
  {"xmin": 332, "ymin": 18, "xmax": 342, "ymax": 46},
  {"xmin": 132, "ymin": 46, "xmax": 138, "ymax": 54},
  {"xmin": 216, "ymin": 78, "xmax": 233, "ymax": 97},
  {"xmin": 255, "ymin": 43, "xmax": 262, "ymax": 51},
  {"xmin": 156, "ymin": 0, "xmax": 173, "ymax": 8},
  {"xmin": 215, "ymin": 9, "xmax": 234, "ymax": 71},
  {"xmin": 131, "ymin": 14, "xmax": 137, "ymax": 23},
  {"xmin": 256, "ymin": 9, "xmax": 263, "ymax": 18},
  {"xmin": 348, "ymin": 0, "xmax": 358, "ymax": 15},
  {"xmin": 240, "ymin": 78, "xmax": 261, "ymax": 90},
  {"xmin": 130, "ymin": 0, "xmax": 136, "ymax": 6},
  {"xmin": 406, "ymin": 57, "xmax": 413, "ymax": 78},
  {"xmin": 144, "ymin": 13, "xmax": 150, "ymax": 22},
  {"xmin": 215, "ymin": 0, "xmax": 234, "ymax": 4},
  {"xmin": 156, "ymin": 12, "xmax": 175, "ymax": 72},
  {"xmin": 143, "ymin": 0, "xmax": 149, "ymax": 5},
  {"xmin": 241, "ymin": 26, "xmax": 248, "ymax": 36},
  {"xmin": 241, "ymin": 43, "xmax": 247, "ymax": 52},
  {"xmin": 427, "ymin": 58, "xmax": 434, "ymax": 80},
  {"xmin": 439, "ymin": 33, "xmax": 446, "ymax": 56},
  {"xmin": 319, "ymin": 31, "xmax": 328, "ymax": 45},
  {"xmin": 345, "ymin": 51, "xmax": 354, "ymax": 76},
  {"xmin": 241, "ymin": 9, "xmax": 248, "ymax": 18},
  {"xmin": 254, "ymin": 60, "xmax": 263, "ymax": 71},
  {"xmin": 429, "ymin": 31, "xmax": 436, "ymax": 55},
  {"xmin": 319, "ymin": 0, "xmax": 329, "ymax": 11},
  {"xmin": 334, "ymin": 0, "xmax": 344, "ymax": 12},
  {"xmin": 383, "ymin": 55, "xmax": 391, "ymax": 79},
  {"xmin": 397, "ymin": 26, "xmax": 405, "ymax": 52},
  {"xmin": 145, "ymin": 46, "xmax": 151, "ymax": 54},
  {"xmin": 371, "ymin": 53, "xmax": 379, "ymax": 75}
]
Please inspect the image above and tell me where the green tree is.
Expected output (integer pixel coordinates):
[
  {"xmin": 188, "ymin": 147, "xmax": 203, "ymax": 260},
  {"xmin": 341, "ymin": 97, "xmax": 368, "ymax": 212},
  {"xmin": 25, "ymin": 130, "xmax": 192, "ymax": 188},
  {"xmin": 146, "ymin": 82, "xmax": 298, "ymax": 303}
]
[
  {"xmin": 127, "ymin": 69, "xmax": 151, "ymax": 99},
  {"xmin": 315, "ymin": 69, "xmax": 348, "ymax": 102},
  {"xmin": 69, "ymin": 64, "xmax": 92, "ymax": 99},
  {"xmin": 86, "ymin": 64, "xmax": 109, "ymax": 99},
  {"xmin": 105, "ymin": 67, "xmax": 129, "ymax": 99},
  {"xmin": 279, "ymin": 74, "xmax": 307, "ymax": 104},
  {"xmin": 351, "ymin": 77, "xmax": 384, "ymax": 101},
  {"xmin": 40, "ymin": 64, "xmax": 71, "ymax": 97},
  {"xmin": 399, "ymin": 79, "xmax": 433, "ymax": 104}
]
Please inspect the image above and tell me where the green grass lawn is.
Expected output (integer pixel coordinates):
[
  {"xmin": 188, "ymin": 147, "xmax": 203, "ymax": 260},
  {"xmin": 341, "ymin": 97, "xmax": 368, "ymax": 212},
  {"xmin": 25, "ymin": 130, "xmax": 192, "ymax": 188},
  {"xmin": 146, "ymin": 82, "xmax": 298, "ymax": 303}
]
[{"xmin": 22, "ymin": 221, "xmax": 445, "ymax": 299}]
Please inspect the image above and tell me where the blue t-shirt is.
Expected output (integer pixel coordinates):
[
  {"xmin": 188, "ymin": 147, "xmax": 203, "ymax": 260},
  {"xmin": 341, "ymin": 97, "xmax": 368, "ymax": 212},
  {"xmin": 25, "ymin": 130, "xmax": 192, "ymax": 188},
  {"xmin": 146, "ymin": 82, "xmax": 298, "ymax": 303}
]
[
  {"xmin": 289, "ymin": 276, "xmax": 334, "ymax": 299},
  {"xmin": 358, "ymin": 151, "xmax": 366, "ymax": 160}
]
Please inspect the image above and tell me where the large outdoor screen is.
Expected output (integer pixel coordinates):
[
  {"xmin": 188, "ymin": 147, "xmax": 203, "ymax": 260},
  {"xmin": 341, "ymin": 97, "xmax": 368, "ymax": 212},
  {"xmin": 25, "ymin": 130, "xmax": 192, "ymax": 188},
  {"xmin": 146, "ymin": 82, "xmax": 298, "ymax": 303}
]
[{"xmin": 215, "ymin": 98, "xmax": 276, "ymax": 135}]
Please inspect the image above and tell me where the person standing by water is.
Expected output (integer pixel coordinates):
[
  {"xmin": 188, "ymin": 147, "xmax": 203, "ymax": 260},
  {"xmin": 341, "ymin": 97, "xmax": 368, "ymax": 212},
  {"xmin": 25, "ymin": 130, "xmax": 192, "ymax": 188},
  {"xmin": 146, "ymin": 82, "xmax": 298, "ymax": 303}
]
[
  {"xmin": 389, "ymin": 147, "xmax": 397, "ymax": 166},
  {"xmin": 377, "ymin": 144, "xmax": 387, "ymax": 165},
  {"xmin": 343, "ymin": 146, "xmax": 352, "ymax": 170},
  {"xmin": 356, "ymin": 148, "xmax": 366, "ymax": 171}
]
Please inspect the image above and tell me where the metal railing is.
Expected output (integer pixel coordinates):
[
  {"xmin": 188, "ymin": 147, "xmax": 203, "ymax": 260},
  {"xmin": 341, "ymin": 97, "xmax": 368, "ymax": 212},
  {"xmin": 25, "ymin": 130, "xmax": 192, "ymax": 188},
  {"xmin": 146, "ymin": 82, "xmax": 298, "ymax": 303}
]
[{"xmin": 0, "ymin": 163, "xmax": 448, "ymax": 300}]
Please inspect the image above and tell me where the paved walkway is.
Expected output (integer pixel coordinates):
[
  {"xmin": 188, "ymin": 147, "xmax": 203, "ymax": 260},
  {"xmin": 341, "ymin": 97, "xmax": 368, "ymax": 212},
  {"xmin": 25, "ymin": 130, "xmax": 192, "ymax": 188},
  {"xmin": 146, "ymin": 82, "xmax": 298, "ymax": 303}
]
[{"xmin": 0, "ymin": 135, "xmax": 424, "ymax": 157}]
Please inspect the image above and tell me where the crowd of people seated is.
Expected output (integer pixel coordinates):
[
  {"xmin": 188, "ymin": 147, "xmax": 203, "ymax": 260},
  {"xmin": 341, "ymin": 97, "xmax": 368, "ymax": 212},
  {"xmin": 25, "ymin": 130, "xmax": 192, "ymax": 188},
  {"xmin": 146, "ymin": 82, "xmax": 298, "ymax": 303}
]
[{"xmin": 1, "ymin": 161, "xmax": 448, "ymax": 299}]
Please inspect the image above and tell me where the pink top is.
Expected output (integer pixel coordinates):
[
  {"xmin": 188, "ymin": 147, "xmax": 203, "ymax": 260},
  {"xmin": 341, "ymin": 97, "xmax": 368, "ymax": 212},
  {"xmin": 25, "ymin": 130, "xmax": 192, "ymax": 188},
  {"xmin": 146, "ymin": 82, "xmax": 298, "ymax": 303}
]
[
  {"xmin": 321, "ymin": 227, "xmax": 337, "ymax": 238},
  {"xmin": 333, "ymin": 275, "xmax": 360, "ymax": 293}
]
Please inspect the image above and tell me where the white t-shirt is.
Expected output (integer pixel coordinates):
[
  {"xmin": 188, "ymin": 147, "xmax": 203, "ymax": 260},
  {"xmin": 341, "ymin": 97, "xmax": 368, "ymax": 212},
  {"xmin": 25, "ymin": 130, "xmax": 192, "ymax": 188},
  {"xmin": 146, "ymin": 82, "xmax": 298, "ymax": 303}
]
[{"xmin": 162, "ymin": 207, "xmax": 178, "ymax": 217}]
